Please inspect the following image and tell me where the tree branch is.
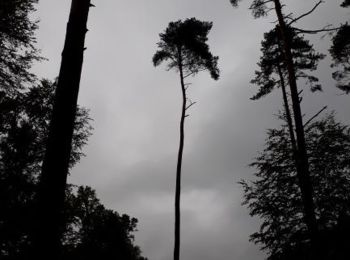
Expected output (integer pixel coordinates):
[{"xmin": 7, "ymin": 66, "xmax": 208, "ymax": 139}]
[
  {"xmin": 293, "ymin": 25, "xmax": 340, "ymax": 34},
  {"xmin": 183, "ymin": 68, "xmax": 206, "ymax": 78},
  {"xmin": 288, "ymin": 0, "xmax": 324, "ymax": 25},
  {"xmin": 249, "ymin": 0, "xmax": 273, "ymax": 9},
  {"xmin": 303, "ymin": 106, "xmax": 327, "ymax": 127},
  {"xmin": 185, "ymin": 99, "xmax": 197, "ymax": 110}
]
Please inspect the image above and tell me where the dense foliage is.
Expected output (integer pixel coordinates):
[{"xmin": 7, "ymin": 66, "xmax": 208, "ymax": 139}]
[
  {"xmin": 63, "ymin": 186, "xmax": 147, "ymax": 260},
  {"xmin": 0, "ymin": 0, "xmax": 41, "ymax": 90},
  {"xmin": 251, "ymin": 27, "xmax": 324, "ymax": 100},
  {"xmin": 153, "ymin": 17, "xmax": 219, "ymax": 80},
  {"xmin": 240, "ymin": 114, "xmax": 350, "ymax": 259},
  {"xmin": 0, "ymin": 79, "xmax": 92, "ymax": 257},
  {"xmin": 0, "ymin": 80, "xmax": 147, "ymax": 259}
]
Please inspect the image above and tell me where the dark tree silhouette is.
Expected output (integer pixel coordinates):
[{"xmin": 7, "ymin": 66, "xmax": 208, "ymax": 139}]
[
  {"xmin": 0, "ymin": 0, "xmax": 41, "ymax": 91},
  {"xmin": 230, "ymin": 0, "xmax": 327, "ymax": 249},
  {"xmin": 251, "ymin": 27, "xmax": 324, "ymax": 101},
  {"xmin": 153, "ymin": 17, "xmax": 219, "ymax": 260},
  {"xmin": 33, "ymin": 0, "xmax": 93, "ymax": 258},
  {"xmin": 251, "ymin": 27, "xmax": 325, "ymax": 189},
  {"xmin": 341, "ymin": 0, "xmax": 350, "ymax": 7},
  {"xmin": 240, "ymin": 114, "xmax": 350, "ymax": 260},
  {"xmin": 0, "ymin": 79, "xmax": 92, "ymax": 259},
  {"xmin": 0, "ymin": 79, "xmax": 147, "ymax": 260},
  {"xmin": 62, "ymin": 186, "xmax": 148, "ymax": 260},
  {"xmin": 330, "ymin": 2, "xmax": 350, "ymax": 93}
]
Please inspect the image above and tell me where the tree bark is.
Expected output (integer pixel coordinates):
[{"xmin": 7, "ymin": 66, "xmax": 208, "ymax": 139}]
[
  {"xmin": 277, "ymin": 63, "xmax": 297, "ymax": 153},
  {"xmin": 273, "ymin": 0, "xmax": 318, "ymax": 250},
  {"xmin": 33, "ymin": 0, "xmax": 92, "ymax": 258},
  {"xmin": 174, "ymin": 48, "xmax": 186, "ymax": 260}
]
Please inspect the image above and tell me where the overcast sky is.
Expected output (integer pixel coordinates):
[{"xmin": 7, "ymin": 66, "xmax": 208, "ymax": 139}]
[{"xmin": 32, "ymin": 1, "xmax": 349, "ymax": 259}]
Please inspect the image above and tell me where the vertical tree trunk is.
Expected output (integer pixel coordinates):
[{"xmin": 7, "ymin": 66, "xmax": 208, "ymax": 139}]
[
  {"xmin": 277, "ymin": 63, "xmax": 297, "ymax": 153},
  {"xmin": 273, "ymin": 0, "xmax": 318, "ymax": 251},
  {"xmin": 33, "ymin": 0, "xmax": 92, "ymax": 258},
  {"xmin": 174, "ymin": 49, "xmax": 186, "ymax": 260}
]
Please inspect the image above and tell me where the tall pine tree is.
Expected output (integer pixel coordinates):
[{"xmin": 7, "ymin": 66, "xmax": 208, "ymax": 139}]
[{"xmin": 153, "ymin": 18, "xmax": 219, "ymax": 260}]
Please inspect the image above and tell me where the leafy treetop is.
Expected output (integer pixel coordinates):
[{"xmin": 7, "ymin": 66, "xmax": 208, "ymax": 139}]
[
  {"xmin": 153, "ymin": 17, "xmax": 219, "ymax": 80},
  {"xmin": 251, "ymin": 27, "xmax": 324, "ymax": 100}
]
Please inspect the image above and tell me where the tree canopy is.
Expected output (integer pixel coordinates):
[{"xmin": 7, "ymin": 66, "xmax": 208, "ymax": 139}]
[
  {"xmin": 0, "ymin": 79, "xmax": 92, "ymax": 258},
  {"xmin": 251, "ymin": 27, "xmax": 324, "ymax": 100},
  {"xmin": 153, "ymin": 17, "xmax": 219, "ymax": 80},
  {"xmin": 240, "ymin": 114, "xmax": 350, "ymax": 259},
  {"xmin": 0, "ymin": 79, "xmax": 147, "ymax": 259},
  {"xmin": 62, "ymin": 186, "xmax": 148, "ymax": 260}
]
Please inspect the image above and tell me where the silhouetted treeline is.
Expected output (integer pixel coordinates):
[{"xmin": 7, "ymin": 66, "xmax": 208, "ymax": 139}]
[
  {"xmin": 1, "ymin": 0, "xmax": 350, "ymax": 259},
  {"xmin": 0, "ymin": 79, "xmax": 147, "ymax": 259},
  {"xmin": 0, "ymin": 1, "xmax": 147, "ymax": 259}
]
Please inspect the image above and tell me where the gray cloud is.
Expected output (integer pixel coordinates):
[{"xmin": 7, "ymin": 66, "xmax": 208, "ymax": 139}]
[{"xmin": 32, "ymin": 1, "xmax": 349, "ymax": 259}]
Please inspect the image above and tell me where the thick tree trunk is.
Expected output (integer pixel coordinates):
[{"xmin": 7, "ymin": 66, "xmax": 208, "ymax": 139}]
[
  {"xmin": 273, "ymin": 0, "xmax": 318, "ymax": 251},
  {"xmin": 33, "ymin": 0, "xmax": 92, "ymax": 258},
  {"xmin": 174, "ymin": 50, "xmax": 186, "ymax": 260}
]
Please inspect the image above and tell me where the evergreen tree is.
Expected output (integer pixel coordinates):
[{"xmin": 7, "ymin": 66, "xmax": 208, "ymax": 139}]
[
  {"xmin": 251, "ymin": 27, "xmax": 324, "ymax": 177},
  {"xmin": 230, "ymin": 0, "xmax": 328, "ymax": 247},
  {"xmin": 153, "ymin": 17, "xmax": 219, "ymax": 260},
  {"xmin": 251, "ymin": 27, "xmax": 324, "ymax": 101}
]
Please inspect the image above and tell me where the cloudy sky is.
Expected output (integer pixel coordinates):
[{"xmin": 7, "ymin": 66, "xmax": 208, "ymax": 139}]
[{"xmin": 33, "ymin": 1, "xmax": 349, "ymax": 259}]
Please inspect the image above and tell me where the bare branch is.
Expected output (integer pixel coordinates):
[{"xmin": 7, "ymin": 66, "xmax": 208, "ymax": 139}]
[
  {"xmin": 288, "ymin": 1, "xmax": 324, "ymax": 25},
  {"xmin": 184, "ymin": 83, "xmax": 192, "ymax": 91},
  {"xmin": 303, "ymin": 106, "xmax": 328, "ymax": 127},
  {"xmin": 183, "ymin": 68, "xmax": 206, "ymax": 78},
  {"xmin": 185, "ymin": 101, "xmax": 197, "ymax": 111},
  {"xmin": 283, "ymin": 12, "xmax": 294, "ymax": 21},
  {"xmin": 293, "ymin": 25, "xmax": 340, "ymax": 34}
]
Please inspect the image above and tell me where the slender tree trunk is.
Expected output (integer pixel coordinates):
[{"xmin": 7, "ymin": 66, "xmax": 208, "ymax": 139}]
[
  {"xmin": 277, "ymin": 63, "xmax": 297, "ymax": 153},
  {"xmin": 273, "ymin": 0, "xmax": 319, "ymax": 252},
  {"xmin": 174, "ymin": 49, "xmax": 186, "ymax": 260},
  {"xmin": 33, "ymin": 0, "xmax": 92, "ymax": 258}
]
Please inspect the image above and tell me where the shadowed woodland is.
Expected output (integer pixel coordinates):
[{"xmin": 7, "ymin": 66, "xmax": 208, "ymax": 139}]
[{"xmin": 0, "ymin": 0, "xmax": 349, "ymax": 259}]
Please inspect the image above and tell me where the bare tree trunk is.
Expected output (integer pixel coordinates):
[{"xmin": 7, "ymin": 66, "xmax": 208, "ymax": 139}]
[
  {"xmin": 174, "ymin": 49, "xmax": 186, "ymax": 260},
  {"xmin": 273, "ymin": 0, "xmax": 318, "ymax": 252},
  {"xmin": 277, "ymin": 63, "xmax": 297, "ymax": 153},
  {"xmin": 33, "ymin": 0, "xmax": 92, "ymax": 258}
]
